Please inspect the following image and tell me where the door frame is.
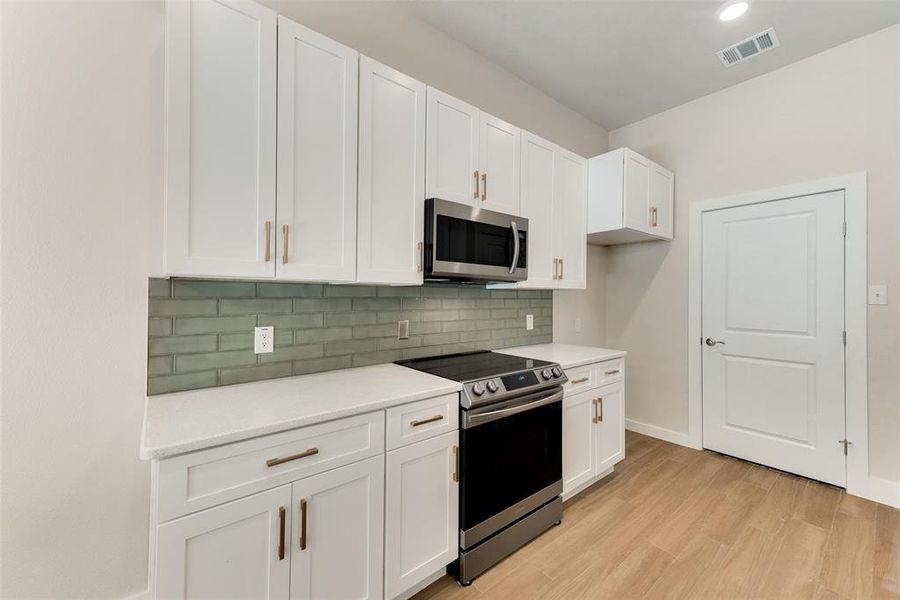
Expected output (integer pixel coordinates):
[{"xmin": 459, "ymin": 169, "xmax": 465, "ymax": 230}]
[{"xmin": 687, "ymin": 173, "xmax": 877, "ymax": 503}]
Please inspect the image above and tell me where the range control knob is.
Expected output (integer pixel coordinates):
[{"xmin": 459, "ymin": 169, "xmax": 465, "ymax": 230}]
[
  {"xmin": 541, "ymin": 368, "xmax": 552, "ymax": 380},
  {"xmin": 472, "ymin": 382, "xmax": 485, "ymax": 396},
  {"xmin": 551, "ymin": 367, "xmax": 562, "ymax": 378},
  {"xmin": 486, "ymin": 380, "xmax": 499, "ymax": 393}
]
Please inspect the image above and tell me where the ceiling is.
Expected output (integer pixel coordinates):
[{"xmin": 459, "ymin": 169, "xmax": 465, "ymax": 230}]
[{"xmin": 402, "ymin": 0, "xmax": 900, "ymax": 129}]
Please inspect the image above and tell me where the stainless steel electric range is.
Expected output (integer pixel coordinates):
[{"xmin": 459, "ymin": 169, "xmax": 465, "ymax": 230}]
[{"xmin": 396, "ymin": 350, "xmax": 567, "ymax": 585}]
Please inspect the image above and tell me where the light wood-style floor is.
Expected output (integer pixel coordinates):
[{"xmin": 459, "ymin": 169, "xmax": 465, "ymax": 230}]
[{"xmin": 415, "ymin": 431, "xmax": 900, "ymax": 600}]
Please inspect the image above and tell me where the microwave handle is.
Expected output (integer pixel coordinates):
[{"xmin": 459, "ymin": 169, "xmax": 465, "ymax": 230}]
[{"xmin": 509, "ymin": 221, "xmax": 520, "ymax": 275}]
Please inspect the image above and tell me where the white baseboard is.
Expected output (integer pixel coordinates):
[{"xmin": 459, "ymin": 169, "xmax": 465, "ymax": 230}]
[
  {"xmin": 849, "ymin": 475, "xmax": 900, "ymax": 509},
  {"xmin": 625, "ymin": 419, "xmax": 700, "ymax": 449}
]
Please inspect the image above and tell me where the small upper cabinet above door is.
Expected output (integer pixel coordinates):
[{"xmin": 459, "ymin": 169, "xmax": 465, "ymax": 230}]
[
  {"xmin": 478, "ymin": 113, "xmax": 521, "ymax": 215},
  {"xmin": 276, "ymin": 18, "xmax": 358, "ymax": 282},
  {"xmin": 425, "ymin": 88, "xmax": 480, "ymax": 206},
  {"xmin": 357, "ymin": 57, "xmax": 426, "ymax": 286},
  {"xmin": 164, "ymin": 0, "xmax": 277, "ymax": 278},
  {"xmin": 587, "ymin": 147, "xmax": 674, "ymax": 245}
]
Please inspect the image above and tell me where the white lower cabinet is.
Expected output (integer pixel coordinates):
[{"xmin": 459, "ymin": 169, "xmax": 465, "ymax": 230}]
[
  {"xmin": 561, "ymin": 361, "xmax": 626, "ymax": 500},
  {"xmin": 155, "ymin": 485, "xmax": 292, "ymax": 599},
  {"xmin": 385, "ymin": 431, "xmax": 459, "ymax": 599},
  {"xmin": 291, "ymin": 456, "xmax": 384, "ymax": 600}
]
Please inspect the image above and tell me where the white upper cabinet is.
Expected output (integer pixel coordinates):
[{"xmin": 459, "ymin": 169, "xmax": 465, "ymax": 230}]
[
  {"xmin": 426, "ymin": 88, "xmax": 521, "ymax": 213},
  {"xmin": 478, "ymin": 113, "xmax": 521, "ymax": 215},
  {"xmin": 554, "ymin": 148, "xmax": 587, "ymax": 289},
  {"xmin": 425, "ymin": 88, "xmax": 480, "ymax": 205},
  {"xmin": 518, "ymin": 132, "xmax": 557, "ymax": 289},
  {"xmin": 276, "ymin": 17, "xmax": 358, "ymax": 282},
  {"xmin": 164, "ymin": 0, "xmax": 277, "ymax": 278},
  {"xmin": 587, "ymin": 147, "xmax": 674, "ymax": 245},
  {"xmin": 357, "ymin": 57, "xmax": 426, "ymax": 286}
]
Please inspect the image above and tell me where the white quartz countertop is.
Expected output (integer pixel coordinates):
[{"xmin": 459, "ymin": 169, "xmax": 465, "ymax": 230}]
[
  {"xmin": 500, "ymin": 343, "xmax": 626, "ymax": 369},
  {"xmin": 140, "ymin": 364, "xmax": 461, "ymax": 460}
]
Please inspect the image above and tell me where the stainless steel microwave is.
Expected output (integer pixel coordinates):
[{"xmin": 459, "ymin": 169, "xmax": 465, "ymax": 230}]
[{"xmin": 424, "ymin": 198, "xmax": 528, "ymax": 283}]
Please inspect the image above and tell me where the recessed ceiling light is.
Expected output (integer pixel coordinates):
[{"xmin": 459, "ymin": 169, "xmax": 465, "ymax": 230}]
[{"xmin": 717, "ymin": 0, "xmax": 749, "ymax": 22}]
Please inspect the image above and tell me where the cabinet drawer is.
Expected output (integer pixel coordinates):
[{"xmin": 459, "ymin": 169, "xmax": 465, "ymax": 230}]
[
  {"xmin": 563, "ymin": 364, "xmax": 599, "ymax": 393},
  {"xmin": 157, "ymin": 411, "xmax": 384, "ymax": 522},
  {"xmin": 386, "ymin": 393, "xmax": 458, "ymax": 450},
  {"xmin": 597, "ymin": 358, "xmax": 624, "ymax": 387}
]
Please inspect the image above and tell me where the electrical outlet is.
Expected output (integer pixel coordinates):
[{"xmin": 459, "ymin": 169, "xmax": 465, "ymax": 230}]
[
  {"xmin": 398, "ymin": 320, "xmax": 410, "ymax": 340},
  {"xmin": 868, "ymin": 284, "xmax": 888, "ymax": 305},
  {"xmin": 254, "ymin": 326, "xmax": 274, "ymax": 354},
  {"xmin": 526, "ymin": 314, "xmax": 534, "ymax": 330}
]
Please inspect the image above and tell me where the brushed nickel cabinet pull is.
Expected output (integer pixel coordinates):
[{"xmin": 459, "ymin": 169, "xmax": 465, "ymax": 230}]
[
  {"xmin": 266, "ymin": 447, "xmax": 319, "ymax": 468},
  {"xmin": 452, "ymin": 445, "xmax": 459, "ymax": 482},
  {"xmin": 411, "ymin": 414, "xmax": 444, "ymax": 427},
  {"xmin": 598, "ymin": 397, "xmax": 604, "ymax": 422},
  {"xmin": 605, "ymin": 369, "xmax": 620, "ymax": 376},
  {"xmin": 481, "ymin": 172, "xmax": 487, "ymax": 202},
  {"xmin": 652, "ymin": 207, "xmax": 658, "ymax": 227},
  {"xmin": 299, "ymin": 499, "xmax": 308, "ymax": 550},
  {"xmin": 553, "ymin": 258, "xmax": 559, "ymax": 280},
  {"xmin": 592, "ymin": 398, "xmax": 598, "ymax": 424},
  {"xmin": 417, "ymin": 242, "xmax": 423, "ymax": 273},
  {"xmin": 278, "ymin": 506, "xmax": 286, "ymax": 560},
  {"xmin": 265, "ymin": 221, "xmax": 272, "ymax": 262},
  {"xmin": 649, "ymin": 206, "xmax": 653, "ymax": 228},
  {"xmin": 282, "ymin": 224, "xmax": 289, "ymax": 264},
  {"xmin": 560, "ymin": 258, "xmax": 564, "ymax": 280},
  {"xmin": 474, "ymin": 170, "xmax": 480, "ymax": 199},
  {"xmin": 571, "ymin": 377, "xmax": 589, "ymax": 384}
]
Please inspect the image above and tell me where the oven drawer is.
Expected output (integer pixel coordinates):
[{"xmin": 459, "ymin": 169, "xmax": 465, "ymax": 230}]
[
  {"xmin": 386, "ymin": 393, "xmax": 459, "ymax": 450},
  {"xmin": 156, "ymin": 411, "xmax": 384, "ymax": 522}
]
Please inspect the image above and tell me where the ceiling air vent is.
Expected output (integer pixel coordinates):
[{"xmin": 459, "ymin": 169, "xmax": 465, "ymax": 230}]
[{"xmin": 717, "ymin": 27, "xmax": 780, "ymax": 67}]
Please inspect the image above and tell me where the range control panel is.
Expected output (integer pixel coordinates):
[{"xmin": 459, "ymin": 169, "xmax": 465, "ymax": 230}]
[{"xmin": 462, "ymin": 365, "xmax": 566, "ymax": 408}]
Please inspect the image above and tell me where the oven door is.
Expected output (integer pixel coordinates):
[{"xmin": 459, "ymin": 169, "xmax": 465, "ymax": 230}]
[
  {"xmin": 459, "ymin": 387, "xmax": 562, "ymax": 548},
  {"xmin": 426, "ymin": 198, "xmax": 527, "ymax": 282}
]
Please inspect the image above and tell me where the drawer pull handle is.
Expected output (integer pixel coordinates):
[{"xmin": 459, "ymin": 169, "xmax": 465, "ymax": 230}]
[
  {"xmin": 264, "ymin": 221, "xmax": 272, "ymax": 262},
  {"xmin": 266, "ymin": 447, "xmax": 319, "ymax": 468},
  {"xmin": 452, "ymin": 445, "xmax": 459, "ymax": 482},
  {"xmin": 605, "ymin": 369, "xmax": 620, "ymax": 375},
  {"xmin": 571, "ymin": 377, "xmax": 589, "ymax": 384},
  {"xmin": 299, "ymin": 499, "xmax": 308, "ymax": 551},
  {"xmin": 592, "ymin": 398, "xmax": 598, "ymax": 424},
  {"xmin": 599, "ymin": 397, "xmax": 604, "ymax": 422},
  {"xmin": 411, "ymin": 414, "xmax": 444, "ymax": 427},
  {"xmin": 278, "ymin": 506, "xmax": 286, "ymax": 560}
]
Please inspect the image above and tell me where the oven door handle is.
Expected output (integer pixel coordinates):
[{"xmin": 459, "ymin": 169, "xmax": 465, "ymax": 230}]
[
  {"xmin": 509, "ymin": 221, "xmax": 520, "ymax": 275},
  {"xmin": 465, "ymin": 388, "xmax": 562, "ymax": 428}
]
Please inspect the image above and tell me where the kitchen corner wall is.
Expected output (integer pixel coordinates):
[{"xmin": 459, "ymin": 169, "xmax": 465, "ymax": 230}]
[{"xmin": 148, "ymin": 279, "xmax": 552, "ymax": 394}]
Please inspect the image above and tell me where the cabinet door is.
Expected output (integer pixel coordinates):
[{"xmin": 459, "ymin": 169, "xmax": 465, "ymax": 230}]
[
  {"xmin": 425, "ymin": 88, "xmax": 479, "ymax": 205},
  {"xmin": 519, "ymin": 132, "xmax": 557, "ymax": 289},
  {"xmin": 276, "ymin": 18, "xmax": 358, "ymax": 282},
  {"xmin": 165, "ymin": 0, "xmax": 276, "ymax": 278},
  {"xmin": 357, "ymin": 57, "xmax": 426, "ymax": 285},
  {"xmin": 553, "ymin": 149, "xmax": 587, "ymax": 289},
  {"xmin": 479, "ymin": 113, "xmax": 520, "ymax": 215},
  {"xmin": 385, "ymin": 431, "xmax": 459, "ymax": 599},
  {"xmin": 156, "ymin": 485, "xmax": 291, "ymax": 599},
  {"xmin": 649, "ymin": 164, "xmax": 674, "ymax": 239},
  {"xmin": 563, "ymin": 390, "xmax": 596, "ymax": 497},
  {"xmin": 291, "ymin": 456, "xmax": 384, "ymax": 600},
  {"xmin": 623, "ymin": 149, "xmax": 652, "ymax": 234},
  {"xmin": 594, "ymin": 382, "xmax": 625, "ymax": 474}
]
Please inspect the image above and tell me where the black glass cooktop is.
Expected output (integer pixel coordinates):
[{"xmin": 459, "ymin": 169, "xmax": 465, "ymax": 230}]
[{"xmin": 396, "ymin": 351, "xmax": 553, "ymax": 382}]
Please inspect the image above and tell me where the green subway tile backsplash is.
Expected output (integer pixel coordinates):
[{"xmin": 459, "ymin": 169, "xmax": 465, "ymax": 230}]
[{"xmin": 147, "ymin": 278, "xmax": 553, "ymax": 395}]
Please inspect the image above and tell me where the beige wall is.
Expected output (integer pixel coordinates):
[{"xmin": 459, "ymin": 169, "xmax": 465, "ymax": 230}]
[
  {"xmin": 554, "ymin": 246, "xmax": 608, "ymax": 347},
  {"xmin": 0, "ymin": 2, "xmax": 606, "ymax": 597},
  {"xmin": 608, "ymin": 25, "xmax": 900, "ymax": 483}
]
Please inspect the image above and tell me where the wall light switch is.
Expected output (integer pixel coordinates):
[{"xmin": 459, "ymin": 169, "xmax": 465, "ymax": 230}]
[
  {"xmin": 868, "ymin": 284, "xmax": 888, "ymax": 305},
  {"xmin": 254, "ymin": 326, "xmax": 274, "ymax": 354},
  {"xmin": 526, "ymin": 314, "xmax": 534, "ymax": 330}
]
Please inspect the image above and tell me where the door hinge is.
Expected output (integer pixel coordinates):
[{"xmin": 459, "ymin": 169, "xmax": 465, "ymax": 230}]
[
  {"xmin": 839, "ymin": 439, "xmax": 853, "ymax": 455},
  {"xmin": 842, "ymin": 330, "xmax": 847, "ymax": 346}
]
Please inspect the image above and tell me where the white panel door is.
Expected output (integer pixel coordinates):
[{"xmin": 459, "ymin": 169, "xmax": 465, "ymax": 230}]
[
  {"xmin": 594, "ymin": 382, "xmax": 625, "ymax": 474},
  {"xmin": 156, "ymin": 485, "xmax": 291, "ymax": 599},
  {"xmin": 519, "ymin": 132, "xmax": 557, "ymax": 289},
  {"xmin": 425, "ymin": 88, "xmax": 479, "ymax": 205},
  {"xmin": 385, "ymin": 431, "xmax": 458, "ymax": 599},
  {"xmin": 702, "ymin": 191, "xmax": 845, "ymax": 486},
  {"xmin": 165, "ymin": 0, "xmax": 276, "ymax": 278},
  {"xmin": 478, "ymin": 113, "xmax": 520, "ymax": 215},
  {"xmin": 277, "ymin": 18, "xmax": 358, "ymax": 282},
  {"xmin": 357, "ymin": 57, "xmax": 426, "ymax": 285},
  {"xmin": 553, "ymin": 148, "xmax": 587, "ymax": 289},
  {"xmin": 562, "ymin": 389, "xmax": 596, "ymax": 496},
  {"xmin": 623, "ymin": 149, "xmax": 652, "ymax": 234},
  {"xmin": 290, "ymin": 456, "xmax": 384, "ymax": 600},
  {"xmin": 649, "ymin": 164, "xmax": 674, "ymax": 239}
]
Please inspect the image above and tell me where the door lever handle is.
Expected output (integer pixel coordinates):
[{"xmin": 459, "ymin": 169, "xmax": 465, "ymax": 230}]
[{"xmin": 705, "ymin": 338, "xmax": 726, "ymax": 347}]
